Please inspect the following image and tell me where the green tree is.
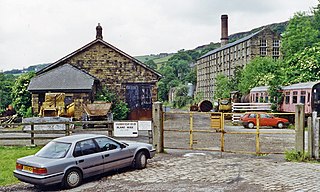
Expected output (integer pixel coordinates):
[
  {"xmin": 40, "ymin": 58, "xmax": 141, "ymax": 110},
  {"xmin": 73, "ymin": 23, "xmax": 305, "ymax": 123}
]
[
  {"xmin": 281, "ymin": 12, "xmax": 319, "ymax": 60},
  {"xmin": 172, "ymin": 84, "xmax": 192, "ymax": 108},
  {"xmin": 280, "ymin": 3, "xmax": 320, "ymax": 85},
  {"xmin": 11, "ymin": 72, "xmax": 35, "ymax": 117},
  {"xmin": 283, "ymin": 43, "xmax": 320, "ymax": 84},
  {"xmin": 214, "ymin": 74, "xmax": 232, "ymax": 99},
  {"xmin": 0, "ymin": 73, "xmax": 15, "ymax": 113},
  {"xmin": 95, "ymin": 87, "xmax": 129, "ymax": 120},
  {"xmin": 158, "ymin": 49, "xmax": 195, "ymax": 102},
  {"xmin": 238, "ymin": 57, "xmax": 283, "ymax": 94},
  {"xmin": 145, "ymin": 59, "xmax": 157, "ymax": 70}
]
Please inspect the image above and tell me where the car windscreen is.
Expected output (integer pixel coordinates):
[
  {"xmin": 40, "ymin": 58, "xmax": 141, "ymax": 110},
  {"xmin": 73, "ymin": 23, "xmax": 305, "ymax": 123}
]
[{"xmin": 36, "ymin": 141, "xmax": 71, "ymax": 159}]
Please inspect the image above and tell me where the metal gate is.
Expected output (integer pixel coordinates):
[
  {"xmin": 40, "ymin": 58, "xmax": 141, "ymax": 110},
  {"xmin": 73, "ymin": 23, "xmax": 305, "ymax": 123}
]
[{"xmin": 163, "ymin": 111, "xmax": 295, "ymax": 154}]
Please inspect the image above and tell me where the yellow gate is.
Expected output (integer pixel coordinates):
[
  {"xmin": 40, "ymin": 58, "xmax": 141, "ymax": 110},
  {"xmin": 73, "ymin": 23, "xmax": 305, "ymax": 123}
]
[{"xmin": 163, "ymin": 111, "xmax": 295, "ymax": 154}]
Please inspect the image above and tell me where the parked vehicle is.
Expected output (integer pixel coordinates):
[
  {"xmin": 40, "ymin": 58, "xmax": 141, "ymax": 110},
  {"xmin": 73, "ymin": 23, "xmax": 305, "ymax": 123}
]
[
  {"xmin": 14, "ymin": 134, "xmax": 156, "ymax": 189},
  {"xmin": 250, "ymin": 81, "xmax": 320, "ymax": 115},
  {"xmin": 239, "ymin": 112, "xmax": 289, "ymax": 128}
]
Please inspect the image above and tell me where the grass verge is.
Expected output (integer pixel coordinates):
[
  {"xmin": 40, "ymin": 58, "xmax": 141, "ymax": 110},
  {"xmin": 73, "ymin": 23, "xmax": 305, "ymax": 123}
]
[{"xmin": 0, "ymin": 146, "xmax": 41, "ymax": 186}]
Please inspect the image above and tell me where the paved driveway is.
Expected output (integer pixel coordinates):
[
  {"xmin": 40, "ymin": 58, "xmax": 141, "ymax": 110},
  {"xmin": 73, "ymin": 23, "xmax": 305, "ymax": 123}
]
[{"xmin": 2, "ymin": 149, "xmax": 320, "ymax": 192}]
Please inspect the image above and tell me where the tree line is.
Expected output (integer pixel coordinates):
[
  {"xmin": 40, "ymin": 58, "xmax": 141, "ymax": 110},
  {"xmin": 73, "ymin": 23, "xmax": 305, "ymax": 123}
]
[{"xmin": 0, "ymin": 72, "xmax": 35, "ymax": 117}]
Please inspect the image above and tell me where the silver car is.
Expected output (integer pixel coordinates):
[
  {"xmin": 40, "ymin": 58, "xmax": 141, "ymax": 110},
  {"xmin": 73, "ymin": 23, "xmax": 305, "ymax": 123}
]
[{"xmin": 13, "ymin": 134, "xmax": 156, "ymax": 188}]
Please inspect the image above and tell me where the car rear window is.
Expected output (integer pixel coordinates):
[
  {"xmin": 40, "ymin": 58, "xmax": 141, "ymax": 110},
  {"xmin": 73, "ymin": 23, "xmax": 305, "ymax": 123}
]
[
  {"xmin": 36, "ymin": 141, "xmax": 71, "ymax": 159},
  {"xmin": 248, "ymin": 114, "xmax": 256, "ymax": 118}
]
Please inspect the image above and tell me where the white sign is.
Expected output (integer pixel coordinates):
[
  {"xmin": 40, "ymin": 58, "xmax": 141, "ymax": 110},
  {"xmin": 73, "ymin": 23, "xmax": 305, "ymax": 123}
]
[
  {"xmin": 114, "ymin": 122, "xmax": 138, "ymax": 137},
  {"xmin": 138, "ymin": 121, "xmax": 152, "ymax": 131}
]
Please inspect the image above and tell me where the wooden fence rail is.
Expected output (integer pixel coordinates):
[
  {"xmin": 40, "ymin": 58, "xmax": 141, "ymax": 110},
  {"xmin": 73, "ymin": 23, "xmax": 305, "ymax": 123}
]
[{"xmin": 0, "ymin": 121, "xmax": 113, "ymax": 146}]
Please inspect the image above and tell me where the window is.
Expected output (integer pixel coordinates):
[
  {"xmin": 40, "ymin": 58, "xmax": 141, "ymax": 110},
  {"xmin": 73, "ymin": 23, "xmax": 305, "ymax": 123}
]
[
  {"xmin": 249, "ymin": 114, "xmax": 256, "ymax": 118},
  {"xmin": 300, "ymin": 91, "xmax": 306, "ymax": 104},
  {"xmin": 265, "ymin": 96, "xmax": 269, "ymax": 103},
  {"xmin": 308, "ymin": 92, "xmax": 311, "ymax": 103},
  {"xmin": 260, "ymin": 114, "xmax": 272, "ymax": 118},
  {"xmin": 292, "ymin": 91, "xmax": 298, "ymax": 104},
  {"xmin": 273, "ymin": 40, "xmax": 280, "ymax": 47},
  {"xmin": 74, "ymin": 139, "xmax": 98, "ymax": 157},
  {"xmin": 285, "ymin": 92, "xmax": 290, "ymax": 104},
  {"xmin": 260, "ymin": 47, "xmax": 267, "ymax": 56},
  {"xmin": 94, "ymin": 137, "xmax": 120, "ymax": 151},
  {"xmin": 272, "ymin": 47, "xmax": 280, "ymax": 59},
  {"xmin": 260, "ymin": 39, "xmax": 267, "ymax": 56},
  {"xmin": 36, "ymin": 141, "xmax": 71, "ymax": 159},
  {"xmin": 260, "ymin": 39, "xmax": 267, "ymax": 47},
  {"xmin": 255, "ymin": 93, "xmax": 259, "ymax": 102}
]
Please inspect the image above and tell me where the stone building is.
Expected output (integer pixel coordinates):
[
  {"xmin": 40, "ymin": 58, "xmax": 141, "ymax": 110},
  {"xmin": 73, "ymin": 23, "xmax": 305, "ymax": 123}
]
[
  {"xmin": 28, "ymin": 24, "xmax": 162, "ymax": 120},
  {"xmin": 196, "ymin": 15, "xmax": 281, "ymax": 100}
]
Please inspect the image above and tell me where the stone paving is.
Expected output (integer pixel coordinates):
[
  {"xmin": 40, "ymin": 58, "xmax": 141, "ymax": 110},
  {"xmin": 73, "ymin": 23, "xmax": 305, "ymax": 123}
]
[
  {"xmin": 82, "ymin": 150, "xmax": 320, "ymax": 192},
  {"xmin": 2, "ymin": 150, "xmax": 320, "ymax": 192}
]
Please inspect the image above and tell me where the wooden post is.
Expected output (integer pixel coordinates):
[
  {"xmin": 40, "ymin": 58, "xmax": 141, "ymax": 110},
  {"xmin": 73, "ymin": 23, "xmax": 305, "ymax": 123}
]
[
  {"xmin": 31, "ymin": 124, "xmax": 35, "ymax": 146},
  {"xmin": 148, "ymin": 130, "xmax": 153, "ymax": 144},
  {"xmin": 308, "ymin": 116, "xmax": 313, "ymax": 158},
  {"xmin": 189, "ymin": 113, "xmax": 194, "ymax": 149},
  {"xmin": 256, "ymin": 113, "xmax": 260, "ymax": 154},
  {"xmin": 152, "ymin": 102, "xmax": 164, "ymax": 153},
  {"xmin": 65, "ymin": 123, "xmax": 70, "ymax": 136},
  {"xmin": 315, "ymin": 117, "xmax": 320, "ymax": 159},
  {"xmin": 295, "ymin": 104, "xmax": 305, "ymax": 153}
]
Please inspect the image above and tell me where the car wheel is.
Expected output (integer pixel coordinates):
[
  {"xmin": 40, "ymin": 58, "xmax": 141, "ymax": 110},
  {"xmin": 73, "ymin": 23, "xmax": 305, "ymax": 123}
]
[
  {"xmin": 277, "ymin": 122, "xmax": 284, "ymax": 129},
  {"xmin": 248, "ymin": 122, "xmax": 255, "ymax": 129},
  {"xmin": 134, "ymin": 151, "xmax": 147, "ymax": 169},
  {"xmin": 63, "ymin": 168, "xmax": 82, "ymax": 189}
]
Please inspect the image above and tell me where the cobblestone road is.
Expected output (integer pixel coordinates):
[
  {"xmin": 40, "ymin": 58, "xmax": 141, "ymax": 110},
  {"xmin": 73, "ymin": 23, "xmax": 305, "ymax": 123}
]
[{"xmin": 3, "ymin": 150, "xmax": 320, "ymax": 192}]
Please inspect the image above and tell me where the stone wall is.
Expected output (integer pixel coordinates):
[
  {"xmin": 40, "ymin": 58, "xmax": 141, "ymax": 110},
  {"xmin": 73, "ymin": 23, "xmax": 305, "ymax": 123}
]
[{"xmin": 64, "ymin": 42, "xmax": 159, "ymax": 101}]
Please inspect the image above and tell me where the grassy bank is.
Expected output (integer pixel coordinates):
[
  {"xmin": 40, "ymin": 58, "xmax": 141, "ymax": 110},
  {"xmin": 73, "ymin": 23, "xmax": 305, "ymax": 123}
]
[{"xmin": 0, "ymin": 146, "xmax": 41, "ymax": 186}]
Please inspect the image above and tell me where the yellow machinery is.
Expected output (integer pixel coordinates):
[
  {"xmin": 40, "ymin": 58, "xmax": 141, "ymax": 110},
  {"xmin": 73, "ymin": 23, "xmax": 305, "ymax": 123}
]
[
  {"xmin": 39, "ymin": 93, "xmax": 74, "ymax": 117},
  {"xmin": 218, "ymin": 98, "xmax": 232, "ymax": 112}
]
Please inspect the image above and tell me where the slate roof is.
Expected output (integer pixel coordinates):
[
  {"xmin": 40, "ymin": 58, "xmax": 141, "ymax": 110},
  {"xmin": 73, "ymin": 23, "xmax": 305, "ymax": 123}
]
[
  {"xmin": 250, "ymin": 81, "xmax": 320, "ymax": 93},
  {"xmin": 250, "ymin": 86, "xmax": 269, "ymax": 92},
  {"xmin": 28, "ymin": 64, "xmax": 96, "ymax": 91},
  {"xmin": 37, "ymin": 38, "xmax": 162, "ymax": 78},
  {"xmin": 282, "ymin": 81, "xmax": 320, "ymax": 90},
  {"xmin": 198, "ymin": 29, "xmax": 263, "ymax": 60}
]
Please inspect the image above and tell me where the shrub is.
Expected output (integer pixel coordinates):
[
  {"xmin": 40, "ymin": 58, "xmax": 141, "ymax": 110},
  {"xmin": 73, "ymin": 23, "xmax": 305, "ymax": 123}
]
[
  {"xmin": 95, "ymin": 87, "xmax": 129, "ymax": 120},
  {"xmin": 285, "ymin": 150, "xmax": 310, "ymax": 162}
]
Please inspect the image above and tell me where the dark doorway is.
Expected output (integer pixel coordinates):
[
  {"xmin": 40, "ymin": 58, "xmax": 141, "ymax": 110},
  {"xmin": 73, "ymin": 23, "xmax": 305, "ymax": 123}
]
[{"xmin": 125, "ymin": 84, "xmax": 152, "ymax": 120}]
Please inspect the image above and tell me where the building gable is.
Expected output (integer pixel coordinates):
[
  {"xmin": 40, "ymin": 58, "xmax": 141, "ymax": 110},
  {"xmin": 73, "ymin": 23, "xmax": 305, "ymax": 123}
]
[{"xmin": 38, "ymin": 39, "xmax": 162, "ymax": 80}]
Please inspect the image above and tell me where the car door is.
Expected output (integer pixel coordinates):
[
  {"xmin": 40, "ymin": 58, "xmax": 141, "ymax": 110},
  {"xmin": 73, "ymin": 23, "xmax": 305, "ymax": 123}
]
[
  {"xmin": 73, "ymin": 139, "xmax": 104, "ymax": 177},
  {"xmin": 259, "ymin": 113, "xmax": 273, "ymax": 126},
  {"xmin": 94, "ymin": 137, "xmax": 133, "ymax": 172},
  {"xmin": 248, "ymin": 113, "xmax": 257, "ymax": 125}
]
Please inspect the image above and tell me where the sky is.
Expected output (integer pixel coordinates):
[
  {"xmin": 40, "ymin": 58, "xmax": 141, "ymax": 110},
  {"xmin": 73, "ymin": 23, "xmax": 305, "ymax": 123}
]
[{"xmin": 0, "ymin": 0, "xmax": 319, "ymax": 71}]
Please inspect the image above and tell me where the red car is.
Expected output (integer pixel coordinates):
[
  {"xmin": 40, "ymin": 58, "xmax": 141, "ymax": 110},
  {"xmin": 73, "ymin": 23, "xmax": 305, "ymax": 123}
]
[{"xmin": 239, "ymin": 112, "xmax": 289, "ymax": 129}]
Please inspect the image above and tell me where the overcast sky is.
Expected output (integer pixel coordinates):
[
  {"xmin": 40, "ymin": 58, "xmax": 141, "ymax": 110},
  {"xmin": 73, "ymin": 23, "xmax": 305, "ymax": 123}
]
[{"xmin": 0, "ymin": 0, "xmax": 318, "ymax": 71}]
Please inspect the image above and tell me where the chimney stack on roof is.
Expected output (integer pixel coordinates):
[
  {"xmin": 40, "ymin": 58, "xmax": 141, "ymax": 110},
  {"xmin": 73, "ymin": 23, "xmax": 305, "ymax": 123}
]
[
  {"xmin": 96, "ymin": 23, "xmax": 103, "ymax": 39},
  {"xmin": 220, "ymin": 15, "xmax": 228, "ymax": 46}
]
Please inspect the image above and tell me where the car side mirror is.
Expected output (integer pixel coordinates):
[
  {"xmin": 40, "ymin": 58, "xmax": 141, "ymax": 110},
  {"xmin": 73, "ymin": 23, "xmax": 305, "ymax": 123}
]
[{"xmin": 120, "ymin": 143, "xmax": 127, "ymax": 149}]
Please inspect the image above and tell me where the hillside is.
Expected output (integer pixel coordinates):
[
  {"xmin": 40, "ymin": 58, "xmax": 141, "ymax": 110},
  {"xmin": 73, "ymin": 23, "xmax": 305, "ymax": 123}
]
[
  {"xmin": 3, "ymin": 21, "xmax": 287, "ymax": 75},
  {"xmin": 137, "ymin": 20, "xmax": 288, "ymax": 67}
]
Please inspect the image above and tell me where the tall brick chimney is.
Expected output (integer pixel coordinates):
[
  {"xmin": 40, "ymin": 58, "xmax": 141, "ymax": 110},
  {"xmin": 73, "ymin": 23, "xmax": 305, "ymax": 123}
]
[
  {"xmin": 96, "ymin": 23, "xmax": 103, "ymax": 39},
  {"xmin": 220, "ymin": 15, "xmax": 228, "ymax": 46}
]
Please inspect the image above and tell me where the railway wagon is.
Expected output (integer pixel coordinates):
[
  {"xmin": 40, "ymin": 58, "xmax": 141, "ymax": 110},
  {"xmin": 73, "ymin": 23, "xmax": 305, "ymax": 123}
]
[{"xmin": 250, "ymin": 81, "xmax": 320, "ymax": 115}]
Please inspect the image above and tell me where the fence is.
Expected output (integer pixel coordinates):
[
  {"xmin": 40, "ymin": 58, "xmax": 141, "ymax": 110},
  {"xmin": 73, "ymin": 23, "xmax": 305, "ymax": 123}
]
[
  {"xmin": 0, "ymin": 120, "xmax": 152, "ymax": 146},
  {"xmin": 161, "ymin": 111, "xmax": 295, "ymax": 154}
]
